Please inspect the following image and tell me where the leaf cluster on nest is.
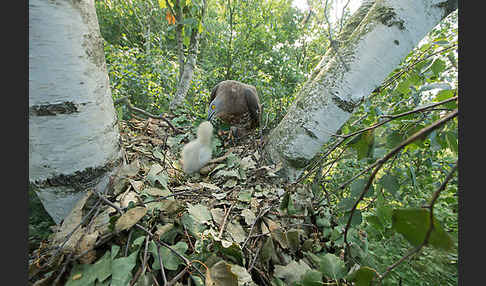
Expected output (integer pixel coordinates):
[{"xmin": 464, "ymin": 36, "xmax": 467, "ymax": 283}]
[{"xmin": 29, "ymin": 115, "xmax": 370, "ymax": 286}]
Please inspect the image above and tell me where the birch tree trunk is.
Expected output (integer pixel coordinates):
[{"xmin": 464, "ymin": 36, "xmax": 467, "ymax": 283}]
[
  {"xmin": 29, "ymin": 0, "xmax": 122, "ymax": 224},
  {"xmin": 263, "ymin": 0, "xmax": 457, "ymax": 182},
  {"xmin": 169, "ymin": 0, "xmax": 208, "ymax": 111}
]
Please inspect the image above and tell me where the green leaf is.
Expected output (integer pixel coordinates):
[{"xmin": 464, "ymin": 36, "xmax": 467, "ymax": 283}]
[
  {"xmin": 150, "ymin": 241, "xmax": 188, "ymax": 271},
  {"xmin": 428, "ymin": 130, "xmax": 442, "ymax": 151},
  {"xmin": 301, "ymin": 270, "xmax": 323, "ymax": 286},
  {"xmin": 183, "ymin": 35, "xmax": 191, "ymax": 47},
  {"xmin": 349, "ymin": 130, "xmax": 375, "ymax": 160},
  {"xmin": 366, "ymin": 215, "xmax": 384, "ymax": 232},
  {"xmin": 111, "ymin": 245, "xmax": 120, "ymax": 260},
  {"xmin": 216, "ymin": 240, "xmax": 244, "ymax": 266},
  {"xmin": 181, "ymin": 212, "xmax": 206, "ymax": 237},
  {"xmin": 435, "ymin": 89, "xmax": 457, "ymax": 109},
  {"xmin": 376, "ymin": 193, "xmax": 393, "ymax": 226},
  {"xmin": 111, "ymin": 250, "xmax": 139, "ymax": 286},
  {"xmin": 430, "ymin": 59, "xmax": 446, "ymax": 76},
  {"xmin": 350, "ymin": 179, "xmax": 366, "ymax": 198},
  {"xmin": 274, "ymin": 260, "xmax": 312, "ymax": 285},
  {"xmin": 392, "ymin": 208, "xmax": 454, "ymax": 251},
  {"xmin": 279, "ymin": 191, "xmax": 290, "ymax": 210},
  {"xmin": 339, "ymin": 210, "xmax": 362, "ymax": 227},
  {"xmin": 187, "ymin": 203, "xmax": 212, "ymax": 224},
  {"xmin": 380, "ymin": 174, "xmax": 399, "ymax": 197},
  {"xmin": 319, "ymin": 253, "xmax": 347, "ymax": 280},
  {"xmin": 338, "ymin": 198, "xmax": 355, "ymax": 212},
  {"xmin": 146, "ymin": 164, "xmax": 168, "ymax": 189},
  {"xmin": 351, "ymin": 266, "xmax": 377, "ymax": 286},
  {"xmin": 260, "ymin": 236, "xmax": 276, "ymax": 265},
  {"xmin": 434, "ymin": 89, "xmax": 454, "ymax": 102},
  {"xmin": 396, "ymin": 78, "xmax": 412, "ymax": 94},
  {"xmin": 445, "ymin": 131, "xmax": 458, "ymax": 155},
  {"xmin": 198, "ymin": 21, "xmax": 204, "ymax": 34},
  {"xmin": 93, "ymin": 251, "xmax": 112, "ymax": 283},
  {"xmin": 386, "ymin": 130, "xmax": 405, "ymax": 149}
]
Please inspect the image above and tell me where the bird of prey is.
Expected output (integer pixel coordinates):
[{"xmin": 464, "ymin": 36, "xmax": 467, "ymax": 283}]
[{"xmin": 207, "ymin": 80, "xmax": 262, "ymax": 138}]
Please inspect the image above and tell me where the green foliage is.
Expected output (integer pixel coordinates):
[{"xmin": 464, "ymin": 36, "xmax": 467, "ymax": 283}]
[
  {"xmin": 392, "ymin": 208, "xmax": 454, "ymax": 251},
  {"xmin": 298, "ymin": 9, "xmax": 458, "ymax": 286},
  {"xmin": 318, "ymin": 253, "xmax": 347, "ymax": 280},
  {"xmin": 65, "ymin": 244, "xmax": 139, "ymax": 286},
  {"xmin": 87, "ymin": 2, "xmax": 459, "ymax": 286},
  {"xmin": 28, "ymin": 185, "xmax": 55, "ymax": 252}
]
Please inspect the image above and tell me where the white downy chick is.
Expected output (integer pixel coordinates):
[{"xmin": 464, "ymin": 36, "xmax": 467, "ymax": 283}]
[{"xmin": 181, "ymin": 121, "xmax": 213, "ymax": 174}]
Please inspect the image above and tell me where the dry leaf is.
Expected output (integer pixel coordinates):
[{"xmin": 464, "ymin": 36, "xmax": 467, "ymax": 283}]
[
  {"xmin": 200, "ymin": 182, "xmax": 221, "ymax": 192},
  {"xmin": 211, "ymin": 208, "xmax": 225, "ymax": 226},
  {"xmin": 76, "ymin": 230, "xmax": 99, "ymax": 264},
  {"xmin": 120, "ymin": 191, "xmax": 140, "ymax": 208},
  {"xmin": 129, "ymin": 179, "xmax": 144, "ymax": 193},
  {"xmin": 240, "ymin": 156, "xmax": 256, "ymax": 170},
  {"xmin": 52, "ymin": 191, "xmax": 92, "ymax": 250},
  {"xmin": 115, "ymin": 207, "xmax": 147, "ymax": 232}
]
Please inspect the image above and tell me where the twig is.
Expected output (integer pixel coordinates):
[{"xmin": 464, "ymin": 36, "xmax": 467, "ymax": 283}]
[
  {"xmin": 125, "ymin": 228, "xmax": 134, "ymax": 256},
  {"xmin": 242, "ymin": 206, "xmax": 272, "ymax": 250},
  {"xmin": 114, "ymin": 96, "xmax": 182, "ymax": 134},
  {"xmin": 46, "ymin": 197, "xmax": 102, "ymax": 267},
  {"xmin": 248, "ymin": 238, "xmax": 262, "ymax": 272},
  {"xmin": 338, "ymin": 102, "xmax": 457, "ymax": 190},
  {"xmin": 372, "ymin": 44, "xmax": 457, "ymax": 96},
  {"xmin": 52, "ymin": 253, "xmax": 74, "ymax": 286},
  {"xmin": 156, "ymin": 241, "xmax": 168, "ymax": 285},
  {"xmin": 218, "ymin": 201, "xmax": 236, "ymax": 239},
  {"xmin": 167, "ymin": 265, "xmax": 190, "ymax": 286},
  {"xmin": 134, "ymin": 223, "xmax": 206, "ymax": 280},
  {"xmin": 342, "ymin": 95, "xmax": 457, "ymax": 139},
  {"xmin": 142, "ymin": 236, "xmax": 150, "ymax": 275}
]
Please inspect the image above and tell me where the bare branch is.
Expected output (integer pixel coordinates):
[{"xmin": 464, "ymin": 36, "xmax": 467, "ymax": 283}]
[{"xmin": 114, "ymin": 96, "xmax": 183, "ymax": 134}]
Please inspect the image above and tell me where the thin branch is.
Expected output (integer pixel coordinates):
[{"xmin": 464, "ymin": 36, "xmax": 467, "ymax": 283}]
[
  {"xmin": 338, "ymin": 96, "xmax": 457, "ymax": 190},
  {"xmin": 242, "ymin": 206, "xmax": 272, "ymax": 250},
  {"xmin": 372, "ymin": 44, "xmax": 457, "ymax": 95},
  {"xmin": 156, "ymin": 241, "xmax": 168, "ymax": 285},
  {"xmin": 339, "ymin": 0, "xmax": 352, "ymax": 34},
  {"xmin": 167, "ymin": 265, "xmax": 190, "ymax": 286},
  {"xmin": 114, "ymin": 96, "xmax": 183, "ymax": 134},
  {"xmin": 218, "ymin": 201, "xmax": 236, "ymax": 239}
]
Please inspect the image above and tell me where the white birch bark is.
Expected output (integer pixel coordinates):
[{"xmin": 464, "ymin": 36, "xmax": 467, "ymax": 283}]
[
  {"xmin": 29, "ymin": 0, "xmax": 122, "ymax": 224},
  {"xmin": 169, "ymin": 0, "xmax": 208, "ymax": 110},
  {"xmin": 169, "ymin": 34, "xmax": 200, "ymax": 110},
  {"xmin": 264, "ymin": 0, "xmax": 457, "ymax": 181}
]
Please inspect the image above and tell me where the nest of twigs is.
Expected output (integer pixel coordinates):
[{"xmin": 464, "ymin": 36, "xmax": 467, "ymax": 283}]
[{"xmin": 29, "ymin": 115, "xmax": 355, "ymax": 286}]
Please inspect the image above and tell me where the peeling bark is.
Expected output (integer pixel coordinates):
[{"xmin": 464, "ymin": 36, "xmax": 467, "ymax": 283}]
[
  {"xmin": 29, "ymin": 0, "xmax": 122, "ymax": 223},
  {"xmin": 264, "ymin": 0, "xmax": 457, "ymax": 181}
]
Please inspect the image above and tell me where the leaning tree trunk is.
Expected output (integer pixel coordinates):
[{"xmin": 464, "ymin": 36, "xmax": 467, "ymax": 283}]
[
  {"xmin": 29, "ymin": 0, "xmax": 122, "ymax": 224},
  {"xmin": 169, "ymin": 0, "xmax": 208, "ymax": 111},
  {"xmin": 264, "ymin": 0, "xmax": 458, "ymax": 182}
]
